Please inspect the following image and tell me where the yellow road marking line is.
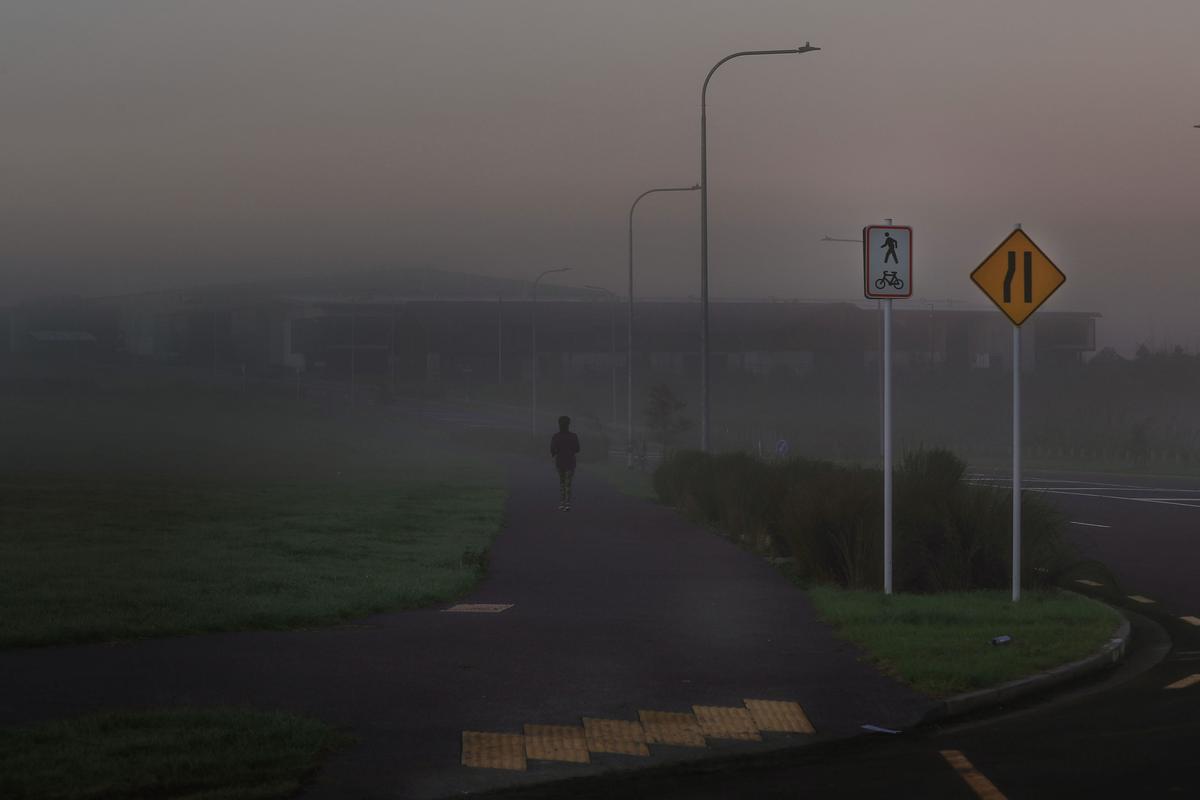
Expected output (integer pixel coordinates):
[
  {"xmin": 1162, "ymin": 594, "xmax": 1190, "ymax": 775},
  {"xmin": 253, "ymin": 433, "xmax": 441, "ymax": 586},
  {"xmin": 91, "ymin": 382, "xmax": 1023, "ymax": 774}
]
[
  {"xmin": 743, "ymin": 699, "xmax": 815, "ymax": 734},
  {"xmin": 1075, "ymin": 579, "xmax": 1104, "ymax": 587},
  {"xmin": 1128, "ymin": 595, "xmax": 1155, "ymax": 604},
  {"xmin": 940, "ymin": 749, "xmax": 1007, "ymax": 800},
  {"xmin": 523, "ymin": 724, "xmax": 589, "ymax": 763},
  {"xmin": 1166, "ymin": 674, "xmax": 1200, "ymax": 690},
  {"xmin": 1181, "ymin": 616, "xmax": 1200, "ymax": 626},
  {"xmin": 461, "ymin": 731, "xmax": 526, "ymax": 771},
  {"xmin": 638, "ymin": 710, "xmax": 706, "ymax": 748},
  {"xmin": 581, "ymin": 717, "xmax": 649, "ymax": 756},
  {"xmin": 692, "ymin": 705, "xmax": 762, "ymax": 741}
]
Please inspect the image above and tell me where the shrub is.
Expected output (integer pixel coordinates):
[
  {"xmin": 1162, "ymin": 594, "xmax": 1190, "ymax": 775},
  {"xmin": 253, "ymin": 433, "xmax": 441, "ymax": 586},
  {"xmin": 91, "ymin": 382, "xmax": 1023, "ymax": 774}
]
[
  {"xmin": 653, "ymin": 447, "xmax": 1072, "ymax": 593},
  {"xmin": 779, "ymin": 464, "xmax": 882, "ymax": 588},
  {"xmin": 895, "ymin": 449, "xmax": 1068, "ymax": 591}
]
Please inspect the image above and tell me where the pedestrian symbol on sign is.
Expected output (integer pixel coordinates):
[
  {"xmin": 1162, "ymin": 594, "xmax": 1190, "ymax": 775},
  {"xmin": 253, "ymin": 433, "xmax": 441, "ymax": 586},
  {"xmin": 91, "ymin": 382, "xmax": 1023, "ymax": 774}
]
[{"xmin": 882, "ymin": 233, "xmax": 899, "ymax": 264}]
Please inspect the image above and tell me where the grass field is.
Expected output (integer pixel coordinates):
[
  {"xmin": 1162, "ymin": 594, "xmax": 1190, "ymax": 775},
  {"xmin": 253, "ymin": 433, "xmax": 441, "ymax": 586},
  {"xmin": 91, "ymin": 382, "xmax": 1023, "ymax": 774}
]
[
  {"xmin": 0, "ymin": 708, "xmax": 350, "ymax": 800},
  {"xmin": 806, "ymin": 586, "xmax": 1122, "ymax": 697},
  {"xmin": 0, "ymin": 383, "xmax": 507, "ymax": 647}
]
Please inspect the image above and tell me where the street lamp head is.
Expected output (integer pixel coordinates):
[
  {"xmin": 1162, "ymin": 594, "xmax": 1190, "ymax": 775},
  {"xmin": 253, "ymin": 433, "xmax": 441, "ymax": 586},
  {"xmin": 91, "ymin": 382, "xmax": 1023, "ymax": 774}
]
[
  {"xmin": 690, "ymin": 184, "xmax": 701, "ymax": 190},
  {"xmin": 797, "ymin": 42, "xmax": 820, "ymax": 53}
]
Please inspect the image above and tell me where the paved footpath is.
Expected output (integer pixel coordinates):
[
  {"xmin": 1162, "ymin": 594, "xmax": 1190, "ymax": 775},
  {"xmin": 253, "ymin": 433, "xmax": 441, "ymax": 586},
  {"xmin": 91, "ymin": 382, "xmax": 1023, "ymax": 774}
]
[{"xmin": 0, "ymin": 458, "xmax": 931, "ymax": 799}]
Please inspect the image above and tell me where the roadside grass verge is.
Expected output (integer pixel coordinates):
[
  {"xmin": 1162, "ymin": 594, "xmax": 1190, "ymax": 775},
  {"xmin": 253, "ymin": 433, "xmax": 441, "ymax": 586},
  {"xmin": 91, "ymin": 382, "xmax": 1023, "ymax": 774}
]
[
  {"xmin": 0, "ymin": 387, "xmax": 507, "ymax": 647},
  {"xmin": 0, "ymin": 708, "xmax": 350, "ymax": 800},
  {"xmin": 805, "ymin": 586, "xmax": 1122, "ymax": 697},
  {"xmin": 0, "ymin": 477, "xmax": 505, "ymax": 647}
]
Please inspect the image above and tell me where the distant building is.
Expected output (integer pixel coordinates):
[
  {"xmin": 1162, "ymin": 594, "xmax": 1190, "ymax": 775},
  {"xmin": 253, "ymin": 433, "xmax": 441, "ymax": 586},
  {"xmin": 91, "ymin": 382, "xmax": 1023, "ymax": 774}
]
[{"xmin": 5, "ymin": 269, "xmax": 1098, "ymax": 380}]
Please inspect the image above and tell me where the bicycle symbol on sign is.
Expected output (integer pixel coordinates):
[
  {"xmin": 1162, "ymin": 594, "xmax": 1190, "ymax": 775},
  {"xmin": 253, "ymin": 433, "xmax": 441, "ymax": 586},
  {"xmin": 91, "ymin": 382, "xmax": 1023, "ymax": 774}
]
[{"xmin": 874, "ymin": 271, "xmax": 905, "ymax": 291}]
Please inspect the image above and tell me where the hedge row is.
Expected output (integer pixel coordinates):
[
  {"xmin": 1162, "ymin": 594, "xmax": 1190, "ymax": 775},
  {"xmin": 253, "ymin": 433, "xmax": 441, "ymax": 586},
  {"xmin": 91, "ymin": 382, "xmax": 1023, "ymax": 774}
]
[{"xmin": 653, "ymin": 448, "xmax": 1070, "ymax": 592}]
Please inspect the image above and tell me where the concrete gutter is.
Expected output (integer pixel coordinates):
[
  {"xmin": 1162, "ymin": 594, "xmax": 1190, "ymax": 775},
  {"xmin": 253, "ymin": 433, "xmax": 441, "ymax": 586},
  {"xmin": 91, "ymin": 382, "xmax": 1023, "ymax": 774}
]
[{"xmin": 922, "ymin": 612, "xmax": 1131, "ymax": 723}]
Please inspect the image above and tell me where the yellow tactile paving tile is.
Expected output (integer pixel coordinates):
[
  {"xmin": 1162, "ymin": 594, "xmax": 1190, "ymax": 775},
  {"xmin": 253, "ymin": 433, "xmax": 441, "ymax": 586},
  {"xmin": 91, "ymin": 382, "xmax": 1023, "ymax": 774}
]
[
  {"xmin": 941, "ymin": 749, "xmax": 1007, "ymax": 799},
  {"xmin": 692, "ymin": 705, "xmax": 762, "ymax": 741},
  {"xmin": 523, "ymin": 724, "xmax": 590, "ymax": 764},
  {"xmin": 743, "ymin": 699, "xmax": 815, "ymax": 734},
  {"xmin": 1128, "ymin": 595, "xmax": 1155, "ymax": 604},
  {"xmin": 581, "ymin": 717, "xmax": 650, "ymax": 756},
  {"xmin": 461, "ymin": 731, "xmax": 526, "ymax": 771},
  {"xmin": 638, "ymin": 710, "xmax": 707, "ymax": 748},
  {"xmin": 1165, "ymin": 674, "xmax": 1200, "ymax": 690},
  {"xmin": 1181, "ymin": 616, "xmax": 1200, "ymax": 626},
  {"xmin": 1075, "ymin": 579, "xmax": 1104, "ymax": 587}
]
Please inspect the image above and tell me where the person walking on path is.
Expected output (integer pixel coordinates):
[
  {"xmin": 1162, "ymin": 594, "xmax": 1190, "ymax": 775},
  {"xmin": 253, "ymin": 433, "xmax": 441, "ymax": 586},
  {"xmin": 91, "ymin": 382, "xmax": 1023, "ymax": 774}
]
[{"xmin": 550, "ymin": 415, "xmax": 581, "ymax": 511}]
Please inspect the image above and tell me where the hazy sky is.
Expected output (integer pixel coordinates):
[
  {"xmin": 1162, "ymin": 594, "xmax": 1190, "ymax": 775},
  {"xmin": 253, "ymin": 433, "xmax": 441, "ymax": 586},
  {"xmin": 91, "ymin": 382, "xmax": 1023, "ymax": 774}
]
[{"xmin": 4, "ymin": 1, "xmax": 1200, "ymax": 350}]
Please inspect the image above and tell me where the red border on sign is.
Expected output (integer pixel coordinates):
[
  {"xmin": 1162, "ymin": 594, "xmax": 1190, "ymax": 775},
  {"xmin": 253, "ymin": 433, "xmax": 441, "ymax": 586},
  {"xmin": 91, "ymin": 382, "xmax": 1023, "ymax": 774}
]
[{"xmin": 863, "ymin": 225, "xmax": 913, "ymax": 299}]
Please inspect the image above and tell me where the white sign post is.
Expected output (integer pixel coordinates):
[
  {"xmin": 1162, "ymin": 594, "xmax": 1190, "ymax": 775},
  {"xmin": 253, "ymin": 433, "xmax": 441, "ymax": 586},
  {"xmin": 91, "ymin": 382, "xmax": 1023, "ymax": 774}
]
[
  {"xmin": 864, "ymin": 223, "xmax": 912, "ymax": 595},
  {"xmin": 970, "ymin": 225, "xmax": 1066, "ymax": 602}
]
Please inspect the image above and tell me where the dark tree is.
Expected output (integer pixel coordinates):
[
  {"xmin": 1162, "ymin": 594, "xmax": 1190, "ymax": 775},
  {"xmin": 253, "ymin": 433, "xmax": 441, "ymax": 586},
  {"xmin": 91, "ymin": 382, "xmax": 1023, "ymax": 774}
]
[{"xmin": 644, "ymin": 384, "xmax": 693, "ymax": 453}]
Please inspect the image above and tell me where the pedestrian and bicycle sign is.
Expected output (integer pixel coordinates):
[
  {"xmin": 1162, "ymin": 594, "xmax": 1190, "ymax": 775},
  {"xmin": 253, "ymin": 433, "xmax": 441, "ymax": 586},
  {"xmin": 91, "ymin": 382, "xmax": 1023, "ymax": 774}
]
[
  {"xmin": 970, "ymin": 228, "xmax": 1065, "ymax": 326},
  {"xmin": 863, "ymin": 225, "xmax": 912, "ymax": 299}
]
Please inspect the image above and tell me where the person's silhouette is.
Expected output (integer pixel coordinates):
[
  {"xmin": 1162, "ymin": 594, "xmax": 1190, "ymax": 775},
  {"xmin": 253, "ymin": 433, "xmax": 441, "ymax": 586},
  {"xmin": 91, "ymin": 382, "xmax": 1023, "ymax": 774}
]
[
  {"xmin": 882, "ymin": 233, "xmax": 899, "ymax": 264},
  {"xmin": 550, "ymin": 415, "xmax": 580, "ymax": 511}
]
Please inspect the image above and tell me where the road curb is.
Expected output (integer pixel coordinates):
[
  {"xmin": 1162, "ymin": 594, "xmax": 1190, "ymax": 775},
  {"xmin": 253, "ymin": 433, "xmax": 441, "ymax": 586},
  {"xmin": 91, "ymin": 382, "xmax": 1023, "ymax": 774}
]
[{"xmin": 921, "ymin": 611, "xmax": 1131, "ymax": 724}]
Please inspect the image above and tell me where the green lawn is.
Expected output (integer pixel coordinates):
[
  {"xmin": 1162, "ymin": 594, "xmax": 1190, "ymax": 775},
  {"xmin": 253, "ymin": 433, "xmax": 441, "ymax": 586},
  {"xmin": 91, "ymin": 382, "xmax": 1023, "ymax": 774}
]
[
  {"xmin": 0, "ymin": 708, "xmax": 350, "ymax": 800},
  {"xmin": 805, "ymin": 587, "xmax": 1122, "ymax": 697},
  {"xmin": 0, "ymin": 386, "xmax": 507, "ymax": 647}
]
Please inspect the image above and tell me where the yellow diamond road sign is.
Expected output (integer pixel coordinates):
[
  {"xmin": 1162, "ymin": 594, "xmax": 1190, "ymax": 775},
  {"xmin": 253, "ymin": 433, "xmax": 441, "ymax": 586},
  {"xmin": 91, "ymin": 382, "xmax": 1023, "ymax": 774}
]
[{"xmin": 970, "ymin": 229, "xmax": 1065, "ymax": 326}]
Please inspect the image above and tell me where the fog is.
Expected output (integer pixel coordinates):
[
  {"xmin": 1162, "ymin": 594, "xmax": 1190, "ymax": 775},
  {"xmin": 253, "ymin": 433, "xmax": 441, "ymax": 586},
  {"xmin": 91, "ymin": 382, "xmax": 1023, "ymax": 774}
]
[{"xmin": 4, "ymin": 1, "xmax": 1200, "ymax": 352}]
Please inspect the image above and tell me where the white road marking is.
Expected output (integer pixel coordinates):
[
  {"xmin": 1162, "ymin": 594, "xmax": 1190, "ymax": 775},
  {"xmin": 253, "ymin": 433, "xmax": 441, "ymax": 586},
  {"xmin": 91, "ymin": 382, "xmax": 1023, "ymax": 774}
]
[
  {"xmin": 968, "ymin": 475, "xmax": 1171, "ymax": 490},
  {"xmin": 1034, "ymin": 489, "xmax": 1200, "ymax": 510},
  {"xmin": 968, "ymin": 480, "xmax": 1200, "ymax": 495},
  {"xmin": 1069, "ymin": 521, "xmax": 1111, "ymax": 528},
  {"xmin": 1127, "ymin": 595, "xmax": 1155, "ymax": 604}
]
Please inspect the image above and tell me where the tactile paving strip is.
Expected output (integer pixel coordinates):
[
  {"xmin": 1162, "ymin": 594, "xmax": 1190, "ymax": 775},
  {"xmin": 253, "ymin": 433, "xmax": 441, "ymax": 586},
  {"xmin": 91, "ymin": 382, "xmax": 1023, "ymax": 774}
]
[
  {"xmin": 523, "ymin": 724, "xmax": 590, "ymax": 763},
  {"xmin": 638, "ymin": 710, "xmax": 706, "ymax": 747},
  {"xmin": 692, "ymin": 705, "xmax": 763, "ymax": 741},
  {"xmin": 743, "ymin": 699, "xmax": 815, "ymax": 734},
  {"xmin": 461, "ymin": 731, "xmax": 526, "ymax": 770},
  {"xmin": 581, "ymin": 717, "xmax": 650, "ymax": 756}
]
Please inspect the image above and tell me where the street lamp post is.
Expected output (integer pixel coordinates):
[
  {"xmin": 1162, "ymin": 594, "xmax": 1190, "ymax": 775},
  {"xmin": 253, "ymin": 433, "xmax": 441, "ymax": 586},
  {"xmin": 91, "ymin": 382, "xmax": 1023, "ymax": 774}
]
[
  {"xmin": 699, "ymin": 43, "xmax": 820, "ymax": 451},
  {"xmin": 584, "ymin": 286, "xmax": 618, "ymax": 427},
  {"xmin": 531, "ymin": 267, "xmax": 571, "ymax": 437},
  {"xmin": 627, "ymin": 185, "xmax": 699, "ymax": 466}
]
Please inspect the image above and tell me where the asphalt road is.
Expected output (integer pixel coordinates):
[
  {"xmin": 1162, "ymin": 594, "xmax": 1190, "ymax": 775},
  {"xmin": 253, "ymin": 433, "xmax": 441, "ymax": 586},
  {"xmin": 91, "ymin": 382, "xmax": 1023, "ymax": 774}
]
[
  {"xmin": 471, "ymin": 468, "xmax": 1200, "ymax": 799},
  {"xmin": 974, "ymin": 468, "xmax": 1200, "ymax": 620}
]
